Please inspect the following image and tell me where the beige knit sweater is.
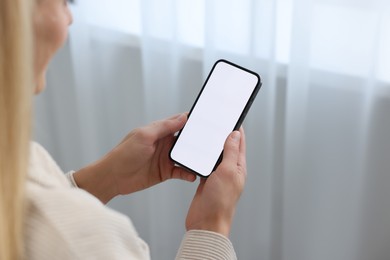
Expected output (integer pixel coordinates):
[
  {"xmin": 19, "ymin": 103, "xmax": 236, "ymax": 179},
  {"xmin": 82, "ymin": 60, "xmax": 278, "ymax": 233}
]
[{"xmin": 24, "ymin": 142, "xmax": 237, "ymax": 259}]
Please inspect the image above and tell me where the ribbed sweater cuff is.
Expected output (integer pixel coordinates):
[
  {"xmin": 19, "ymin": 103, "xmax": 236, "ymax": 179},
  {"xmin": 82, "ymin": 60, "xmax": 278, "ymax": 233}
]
[
  {"xmin": 176, "ymin": 230, "xmax": 237, "ymax": 260},
  {"xmin": 65, "ymin": 171, "xmax": 79, "ymax": 188}
]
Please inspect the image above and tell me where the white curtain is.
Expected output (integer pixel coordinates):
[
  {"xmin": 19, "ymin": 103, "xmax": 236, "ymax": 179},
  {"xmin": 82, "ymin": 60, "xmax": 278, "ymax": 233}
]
[{"xmin": 34, "ymin": 0, "xmax": 390, "ymax": 259}]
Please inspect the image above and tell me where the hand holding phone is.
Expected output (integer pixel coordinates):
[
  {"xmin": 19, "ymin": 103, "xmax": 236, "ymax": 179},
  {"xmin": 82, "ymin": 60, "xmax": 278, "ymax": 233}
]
[
  {"xmin": 185, "ymin": 129, "xmax": 247, "ymax": 237},
  {"xmin": 170, "ymin": 59, "xmax": 261, "ymax": 177}
]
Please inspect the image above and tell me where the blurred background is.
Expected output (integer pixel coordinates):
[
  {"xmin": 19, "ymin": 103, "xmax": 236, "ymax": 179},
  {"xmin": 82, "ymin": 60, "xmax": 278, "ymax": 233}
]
[{"xmin": 34, "ymin": 0, "xmax": 390, "ymax": 259}]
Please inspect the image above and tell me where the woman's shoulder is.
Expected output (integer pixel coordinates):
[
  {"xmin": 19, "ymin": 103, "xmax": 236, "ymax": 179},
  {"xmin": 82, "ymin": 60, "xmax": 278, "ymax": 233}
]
[{"xmin": 28, "ymin": 141, "xmax": 69, "ymax": 188}]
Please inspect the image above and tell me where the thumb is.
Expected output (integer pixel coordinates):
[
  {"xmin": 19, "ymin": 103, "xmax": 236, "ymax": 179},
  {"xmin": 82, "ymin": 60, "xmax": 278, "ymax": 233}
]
[{"xmin": 220, "ymin": 131, "xmax": 241, "ymax": 168}]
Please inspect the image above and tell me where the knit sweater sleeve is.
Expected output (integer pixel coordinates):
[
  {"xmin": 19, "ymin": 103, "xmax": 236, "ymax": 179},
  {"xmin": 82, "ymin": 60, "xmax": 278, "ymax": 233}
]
[
  {"xmin": 176, "ymin": 230, "xmax": 237, "ymax": 260},
  {"xmin": 64, "ymin": 171, "xmax": 238, "ymax": 259}
]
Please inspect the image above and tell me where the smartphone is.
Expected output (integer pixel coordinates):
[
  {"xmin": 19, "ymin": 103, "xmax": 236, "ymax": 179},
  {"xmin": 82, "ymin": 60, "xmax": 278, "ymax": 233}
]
[{"xmin": 169, "ymin": 59, "xmax": 261, "ymax": 178}]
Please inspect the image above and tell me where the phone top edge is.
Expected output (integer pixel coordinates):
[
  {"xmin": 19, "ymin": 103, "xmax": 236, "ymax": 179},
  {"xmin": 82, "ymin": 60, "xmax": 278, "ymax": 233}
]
[{"xmin": 215, "ymin": 59, "xmax": 262, "ymax": 85}]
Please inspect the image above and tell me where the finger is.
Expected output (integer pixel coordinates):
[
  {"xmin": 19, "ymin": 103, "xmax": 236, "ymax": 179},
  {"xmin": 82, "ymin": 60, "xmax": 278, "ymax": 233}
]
[
  {"xmin": 172, "ymin": 167, "xmax": 197, "ymax": 182},
  {"xmin": 220, "ymin": 131, "xmax": 241, "ymax": 168},
  {"xmin": 238, "ymin": 127, "xmax": 247, "ymax": 169},
  {"xmin": 167, "ymin": 112, "xmax": 187, "ymax": 120},
  {"xmin": 144, "ymin": 113, "xmax": 187, "ymax": 140}
]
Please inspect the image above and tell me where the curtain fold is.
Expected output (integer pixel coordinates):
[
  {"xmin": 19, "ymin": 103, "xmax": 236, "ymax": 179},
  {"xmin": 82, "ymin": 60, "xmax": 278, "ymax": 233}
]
[{"xmin": 34, "ymin": 0, "xmax": 390, "ymax": 259}]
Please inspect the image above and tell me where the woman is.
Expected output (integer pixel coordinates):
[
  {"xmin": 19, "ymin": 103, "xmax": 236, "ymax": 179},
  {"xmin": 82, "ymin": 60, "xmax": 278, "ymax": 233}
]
[{"xmin": 0, "ymin": 0, "xmax": 247, "ymax": 259}]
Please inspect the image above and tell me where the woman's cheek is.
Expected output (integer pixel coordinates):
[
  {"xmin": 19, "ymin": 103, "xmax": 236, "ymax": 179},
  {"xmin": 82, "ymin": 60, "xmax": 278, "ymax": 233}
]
[{"xmin": 47, "ymin": 18, "xmax": 68, "ymax": 51}]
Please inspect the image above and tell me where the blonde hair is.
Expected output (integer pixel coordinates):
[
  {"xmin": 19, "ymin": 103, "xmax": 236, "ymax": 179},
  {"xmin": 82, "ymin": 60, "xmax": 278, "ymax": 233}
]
[{"xmin": 0, "ymin": 0, "xmax": 33, "ymax": 259}]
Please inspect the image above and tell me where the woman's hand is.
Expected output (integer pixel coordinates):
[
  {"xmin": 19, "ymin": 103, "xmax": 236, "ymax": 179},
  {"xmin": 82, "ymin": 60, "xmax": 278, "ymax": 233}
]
[
  {"xmin": 74, "ymin": 113, "xmax": 196, "ymax": 203},
  {"xmin": 185, "ymin": 128, "xmax": 247, "ymax": 237}
]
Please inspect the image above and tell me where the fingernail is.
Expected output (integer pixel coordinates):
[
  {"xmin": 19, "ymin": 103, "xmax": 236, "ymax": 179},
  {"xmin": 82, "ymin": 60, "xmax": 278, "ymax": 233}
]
[
  {"xmin": 231, "ymin": 131, "xmax": 241, "ymax": 142},
  {"xmin": 177, "ymin": 113, "xmax": 186, "ymax": 121}
]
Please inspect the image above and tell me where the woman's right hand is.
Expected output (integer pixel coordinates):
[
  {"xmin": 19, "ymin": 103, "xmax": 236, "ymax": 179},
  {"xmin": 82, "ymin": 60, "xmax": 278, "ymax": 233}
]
[{"xmin": 185, "ymin": 128, "xmax": 247, "ymax": 237}]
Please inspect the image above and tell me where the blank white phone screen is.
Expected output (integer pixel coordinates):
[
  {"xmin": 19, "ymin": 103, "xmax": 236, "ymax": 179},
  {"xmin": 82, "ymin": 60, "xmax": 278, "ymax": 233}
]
[{"xmin": 170, "ymin": 60, "xmax": 259, "ymax": 177}]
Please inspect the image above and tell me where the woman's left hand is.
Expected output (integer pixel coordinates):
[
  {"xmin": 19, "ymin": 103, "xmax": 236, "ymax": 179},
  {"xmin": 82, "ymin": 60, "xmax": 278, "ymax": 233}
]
[{"xmin": 73, "ymin": 113, "xmax": 196, "ymax": 203}]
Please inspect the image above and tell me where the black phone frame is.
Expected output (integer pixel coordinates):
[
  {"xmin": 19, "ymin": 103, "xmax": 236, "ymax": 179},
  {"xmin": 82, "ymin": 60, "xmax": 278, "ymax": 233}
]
[{"xmin": 169, "ymin": 59, "xmax": 262, "ymax": 178}]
